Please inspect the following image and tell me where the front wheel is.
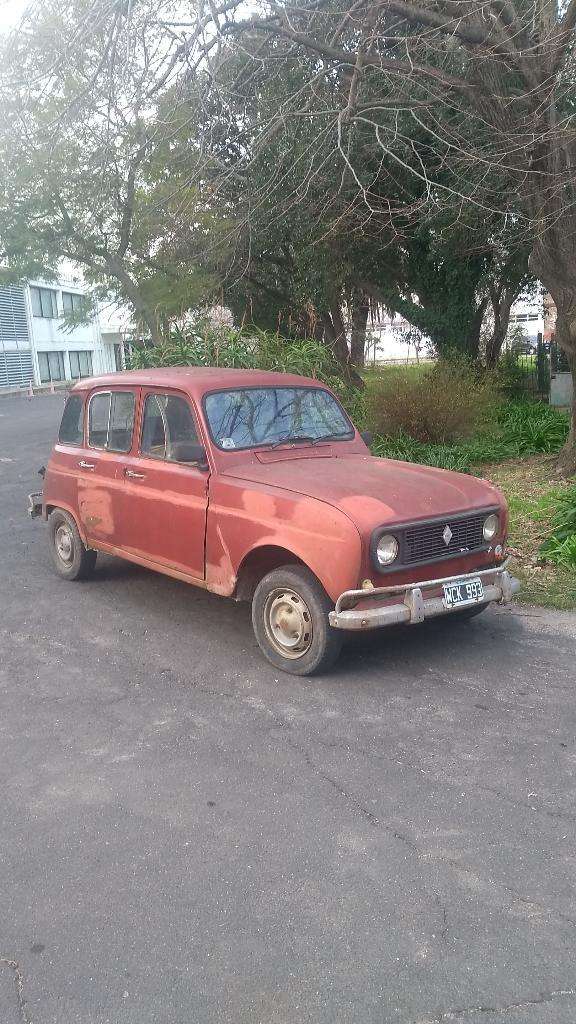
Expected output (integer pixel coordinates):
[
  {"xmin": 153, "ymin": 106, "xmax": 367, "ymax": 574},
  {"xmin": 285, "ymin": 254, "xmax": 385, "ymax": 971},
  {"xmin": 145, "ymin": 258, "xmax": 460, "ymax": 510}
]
[
  {"xmin": 48, "ymin": 509, "xmax": 97, "ymax": 580},
  {"xmin": 252, "ymin": 565, "xmax": 343, "ymax": 676}
]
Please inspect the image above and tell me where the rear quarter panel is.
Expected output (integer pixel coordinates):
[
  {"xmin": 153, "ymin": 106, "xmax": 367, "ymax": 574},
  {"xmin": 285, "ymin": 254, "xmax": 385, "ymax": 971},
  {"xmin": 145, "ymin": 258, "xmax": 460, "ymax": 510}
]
[{"xmin": 206, "ymin": 478, "xmax": 362, "ymax": 601}]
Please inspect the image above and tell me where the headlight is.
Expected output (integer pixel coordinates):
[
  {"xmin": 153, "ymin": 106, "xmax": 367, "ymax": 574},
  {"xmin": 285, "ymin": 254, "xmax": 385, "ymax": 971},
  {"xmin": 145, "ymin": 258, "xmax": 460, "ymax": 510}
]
[
  {"xmin": 376, "ymin": 534, "xmax": 399, "ymax": 566},
  {"xmin": 483, "ymin": 513, "xmax": 500, "ymax": 541}
]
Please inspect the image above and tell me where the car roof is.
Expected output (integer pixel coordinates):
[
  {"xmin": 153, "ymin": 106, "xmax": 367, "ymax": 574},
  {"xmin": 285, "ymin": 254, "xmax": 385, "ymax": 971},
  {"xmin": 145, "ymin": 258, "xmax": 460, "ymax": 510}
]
[{"xmin": 70, "ymin": 366, "xmax": 327, "ymax": 399}]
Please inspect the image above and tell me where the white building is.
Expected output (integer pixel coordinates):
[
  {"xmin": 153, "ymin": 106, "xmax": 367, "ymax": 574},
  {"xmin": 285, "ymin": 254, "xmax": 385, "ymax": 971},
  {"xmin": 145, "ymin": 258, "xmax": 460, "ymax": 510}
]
[{"xmin": 0, "ymin": 273, "xmax": 128, "ymax": 392}]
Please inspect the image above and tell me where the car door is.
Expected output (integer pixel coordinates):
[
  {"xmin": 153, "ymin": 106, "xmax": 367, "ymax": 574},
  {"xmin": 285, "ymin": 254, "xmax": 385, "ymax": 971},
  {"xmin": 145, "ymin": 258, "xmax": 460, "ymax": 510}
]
[
  {"xmin": 77, "ymin": 387, "xmax": 139, "ymax": 550},
  {"xmin": 118, "ymin": 388, "xmax": 209, "ymax": 580}
]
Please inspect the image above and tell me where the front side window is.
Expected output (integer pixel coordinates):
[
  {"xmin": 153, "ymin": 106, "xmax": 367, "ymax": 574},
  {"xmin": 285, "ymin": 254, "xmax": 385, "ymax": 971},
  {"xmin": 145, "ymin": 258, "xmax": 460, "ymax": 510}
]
[
  {"xmin": 204, "ymin": 386, "xmax": 353, "ymax": 451},
  {"xmin": 88, "ymin": 390, "xmax": 135, "ymax": 452},
  {"xmin": 141, "ymin": 393, "xmax": 200, "ymax": 463},
  {"xmin": 70, "ymin": 350, "xmax": 93, "ymax": 379},
  {"xmin": 59, "ymin": 394, "xmax": 84, "ymax": 445},
  {"xmin": 38, "ymin": 350, "xmax": 65, "ymax": 383},
  {"xmin": 30, "ymin": 287, "xmax": 57, "ymax": 318}
]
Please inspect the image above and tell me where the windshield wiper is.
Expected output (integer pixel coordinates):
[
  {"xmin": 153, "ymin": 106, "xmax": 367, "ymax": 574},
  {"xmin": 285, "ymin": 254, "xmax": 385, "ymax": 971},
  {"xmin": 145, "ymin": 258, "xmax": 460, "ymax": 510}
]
[
  {"xmin": 269, "ymin": 434, "xmax": 317, "ymax": 449},
  {"xmin": 311, "ymin": 431, "xmax": 352, "ymax": 445}
]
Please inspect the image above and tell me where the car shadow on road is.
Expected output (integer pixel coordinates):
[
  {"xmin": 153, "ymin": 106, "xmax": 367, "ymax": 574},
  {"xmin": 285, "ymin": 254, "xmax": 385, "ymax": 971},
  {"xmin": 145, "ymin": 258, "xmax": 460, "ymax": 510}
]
[{"xmin": 83, "ymin": 552, "xmax": 524, "ymax": 683}]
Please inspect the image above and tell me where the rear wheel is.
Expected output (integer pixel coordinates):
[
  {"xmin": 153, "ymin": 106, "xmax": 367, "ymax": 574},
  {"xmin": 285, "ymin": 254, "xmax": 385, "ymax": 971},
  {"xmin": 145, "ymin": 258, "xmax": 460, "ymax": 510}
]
[
  {"xmin": 252, "ymin": 565, "xmax": 343, "ymax": 676},
  {"xmin": 48, "ymin": 509, "xmax": 97, "ymax": 581}
]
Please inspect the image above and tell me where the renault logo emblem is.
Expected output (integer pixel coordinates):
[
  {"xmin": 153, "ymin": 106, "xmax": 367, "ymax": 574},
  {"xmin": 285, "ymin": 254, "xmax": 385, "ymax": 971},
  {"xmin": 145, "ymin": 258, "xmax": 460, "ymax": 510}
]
[{"xmin": 442, "ymin": 525, "xmax": 453, "ymax": 546}]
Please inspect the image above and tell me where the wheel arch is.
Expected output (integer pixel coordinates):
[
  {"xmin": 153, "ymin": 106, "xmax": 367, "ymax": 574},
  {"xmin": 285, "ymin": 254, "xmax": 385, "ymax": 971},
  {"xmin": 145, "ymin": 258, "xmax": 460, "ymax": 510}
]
[
  {"xmin": 45, "ymin": 502, "xmax": 89, "ymax": 545},
  {"xmin": 234, "ymin": 544, "xmax": 308, "ymax": 601}
]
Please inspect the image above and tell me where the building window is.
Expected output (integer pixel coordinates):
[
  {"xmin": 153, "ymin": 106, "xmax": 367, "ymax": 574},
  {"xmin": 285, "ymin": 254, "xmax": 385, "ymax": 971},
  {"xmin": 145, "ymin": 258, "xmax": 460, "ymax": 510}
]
[
  {"xmin": 38, "ymin": 351, "xmax": 65, "ymax": 383},
  {"xmin": 62, "ymin": 291, "xmax": 85, "ymax": 315},
  {"xmin": 30, "ymin": 287, "xmax": 57, "ymax": 319},
  {"xmin": 69, "ymin": 350, "xmax": 93, "ymax": 379}
]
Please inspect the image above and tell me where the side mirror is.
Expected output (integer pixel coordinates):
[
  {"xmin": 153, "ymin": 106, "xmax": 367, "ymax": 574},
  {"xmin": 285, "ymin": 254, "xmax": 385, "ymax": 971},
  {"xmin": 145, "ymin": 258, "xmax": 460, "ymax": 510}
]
[
  {"xmin": 360, "ymin": 430, "xmax": 373, "ymax": 448},
  {"xmin": 170, "ymin": 442, "xmax": 209, "ymax": 468}
]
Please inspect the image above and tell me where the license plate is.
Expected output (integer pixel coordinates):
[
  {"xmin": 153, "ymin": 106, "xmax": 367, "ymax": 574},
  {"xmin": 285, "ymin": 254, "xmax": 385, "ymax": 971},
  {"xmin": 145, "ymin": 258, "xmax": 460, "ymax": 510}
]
[{"xmin": 443, "ymin": 577, "xmax": 484, "ymax": 609}]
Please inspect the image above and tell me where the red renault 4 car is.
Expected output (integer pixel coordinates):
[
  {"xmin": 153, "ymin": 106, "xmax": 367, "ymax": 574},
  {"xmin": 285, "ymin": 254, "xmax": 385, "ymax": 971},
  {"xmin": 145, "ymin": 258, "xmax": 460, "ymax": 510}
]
[{"xmin": 29, "ymin": 367, "xmax": 519, "ymax": 675}]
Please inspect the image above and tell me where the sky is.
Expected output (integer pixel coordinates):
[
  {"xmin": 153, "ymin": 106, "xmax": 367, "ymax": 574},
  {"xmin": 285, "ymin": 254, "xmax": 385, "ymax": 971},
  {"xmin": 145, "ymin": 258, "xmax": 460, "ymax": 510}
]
[{"xmin": 0, "ymin": 0, "xmax": 31, "ymax": 32}]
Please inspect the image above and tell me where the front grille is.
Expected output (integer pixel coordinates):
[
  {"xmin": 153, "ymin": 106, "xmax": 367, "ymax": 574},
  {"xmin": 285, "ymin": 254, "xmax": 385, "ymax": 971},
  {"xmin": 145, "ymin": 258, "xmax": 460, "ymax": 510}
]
[{"xmin": 402, "ymin": 513, "xmax": 486, "ymax": 565}]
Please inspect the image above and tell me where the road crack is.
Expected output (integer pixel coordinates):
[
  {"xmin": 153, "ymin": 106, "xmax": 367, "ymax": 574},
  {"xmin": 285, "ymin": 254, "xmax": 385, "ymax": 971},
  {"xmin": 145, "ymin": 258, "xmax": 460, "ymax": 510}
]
[
  {"xmin": 0, "ymin": 956, "xmax": 32, "ymax": 1024},
  {"xmin": 426, "ymin": 985, "xmax": 576, "ymax": 1020}
]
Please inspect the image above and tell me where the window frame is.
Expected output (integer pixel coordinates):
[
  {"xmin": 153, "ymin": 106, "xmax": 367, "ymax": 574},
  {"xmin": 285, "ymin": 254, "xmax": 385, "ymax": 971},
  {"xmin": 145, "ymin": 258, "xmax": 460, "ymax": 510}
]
[
  {"xmin": 87, "ymin": 388, "xmax": 136, "ymax": 454},
  {"xmin": 138, "ymin": 389, "xmax": 204, "ymax": 467},
  {"xmin": 58, "ymin": 393, "xmax": 85, "ymax": 447},
  {"xmin": 30, "ymin": 286, "xmax": 57, "ymax": 319},
  {"xmin": 69, "ymin": 350, "xmax": 93, "ymax": 380},
  {"xmin": 38, "ymin": 350, "xmax": 65, "ymax": 383},
  {"xmin": 201, "ymin": 384, "xmax": 355, "ymax": 452},
  {"xmin": 61, "ymin": 291, "xmax": 85, "ymax": 315}
]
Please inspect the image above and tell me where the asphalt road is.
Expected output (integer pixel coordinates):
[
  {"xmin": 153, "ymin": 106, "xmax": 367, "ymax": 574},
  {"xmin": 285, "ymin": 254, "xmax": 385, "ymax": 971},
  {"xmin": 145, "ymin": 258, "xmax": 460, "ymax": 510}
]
[{"xmin": 1, "ymin": 393, "xmax": 576, "ymax": 1024}]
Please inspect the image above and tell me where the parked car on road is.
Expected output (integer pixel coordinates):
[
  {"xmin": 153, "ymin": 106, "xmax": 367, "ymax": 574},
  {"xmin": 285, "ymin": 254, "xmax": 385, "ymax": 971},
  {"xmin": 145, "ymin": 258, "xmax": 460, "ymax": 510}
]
[{"xmin": 29, "ymin": 367, "xmax": 519, "ymax": 675}]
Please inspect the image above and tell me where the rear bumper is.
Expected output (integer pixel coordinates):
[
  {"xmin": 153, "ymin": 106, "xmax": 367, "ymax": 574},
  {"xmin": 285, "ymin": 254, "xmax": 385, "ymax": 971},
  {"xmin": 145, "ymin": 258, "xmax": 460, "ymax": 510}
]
[
  {"xmin": 328, "ymin": 563, "xmax": 519, "ymax": 631},
  {"xmin": 27, "ymin": 491, "xmax": 43, "ymax": 519}
]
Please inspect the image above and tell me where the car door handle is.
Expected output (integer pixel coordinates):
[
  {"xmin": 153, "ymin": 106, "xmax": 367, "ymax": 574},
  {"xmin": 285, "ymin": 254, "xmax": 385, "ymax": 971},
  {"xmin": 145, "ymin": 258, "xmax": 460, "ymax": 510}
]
[
  {"xmin": 124, "ymin": 468, "xmax": 146, "ymax": 480},
  {"xmin": 78, "ymin": 460, "xmax": 96, "ymax": 470}
]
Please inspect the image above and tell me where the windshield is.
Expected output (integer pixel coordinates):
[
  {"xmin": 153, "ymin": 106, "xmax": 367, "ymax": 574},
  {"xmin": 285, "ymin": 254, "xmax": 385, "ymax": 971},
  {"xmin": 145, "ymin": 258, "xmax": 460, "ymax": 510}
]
[{"xmin": 204, "ymin": 386, "xmax": 354, "ymax": 451}]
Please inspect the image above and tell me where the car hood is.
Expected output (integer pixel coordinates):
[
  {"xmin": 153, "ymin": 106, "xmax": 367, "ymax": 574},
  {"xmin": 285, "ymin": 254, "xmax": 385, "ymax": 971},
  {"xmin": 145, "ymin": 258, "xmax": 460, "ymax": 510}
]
[{"xmin": 225, "ymin": 452, "xmax": 503, "ymax": 532}]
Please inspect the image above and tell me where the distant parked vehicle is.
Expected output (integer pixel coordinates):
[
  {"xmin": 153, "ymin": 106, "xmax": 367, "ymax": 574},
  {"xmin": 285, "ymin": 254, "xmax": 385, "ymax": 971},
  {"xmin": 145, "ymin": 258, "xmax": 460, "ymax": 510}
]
[{"xmin": 28, "ymin": 367, "xmax": 518, "ymax": 675}]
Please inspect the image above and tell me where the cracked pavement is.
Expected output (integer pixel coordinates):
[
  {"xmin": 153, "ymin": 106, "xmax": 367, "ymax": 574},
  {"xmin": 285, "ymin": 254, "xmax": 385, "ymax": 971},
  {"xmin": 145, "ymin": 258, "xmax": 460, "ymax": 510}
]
[{"xmin": 1, "ymin": 394, "xmax": 576, "ymax": 1024}]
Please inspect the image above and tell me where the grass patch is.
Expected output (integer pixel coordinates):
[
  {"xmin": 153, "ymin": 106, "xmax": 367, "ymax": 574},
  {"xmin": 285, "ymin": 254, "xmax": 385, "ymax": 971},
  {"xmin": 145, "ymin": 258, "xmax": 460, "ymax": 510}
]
[{"xmin": 479, "ymin": 456, "xmax": 576, "ymax": 609}]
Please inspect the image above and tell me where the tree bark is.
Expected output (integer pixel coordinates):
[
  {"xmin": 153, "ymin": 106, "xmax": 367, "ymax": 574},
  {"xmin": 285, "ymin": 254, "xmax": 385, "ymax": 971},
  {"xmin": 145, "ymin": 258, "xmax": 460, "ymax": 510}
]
[
  {"xmin": 321, "ymin": 307, "xmax": 365, "ymax": 387},
  {"xmin": 550, "ymin": 297, "xmax": 576, "ymax": 476},
  {"xmin": 106, "ymin": 256, "xmax": 164, "ymax": 345},
  {"xmin": 350, "ymin": 296, "xmax": 369, "ymax": 367}
]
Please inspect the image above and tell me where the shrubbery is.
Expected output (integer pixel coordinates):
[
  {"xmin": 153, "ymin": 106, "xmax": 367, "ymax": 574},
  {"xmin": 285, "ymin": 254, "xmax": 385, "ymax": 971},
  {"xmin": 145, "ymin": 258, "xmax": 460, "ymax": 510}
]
[
  {"xmin": 540, "ymin": 487, "xmax": 576, "ymax": 568},
  {"xmin": 372, "ymin": 402, "xmax": 569, "ymax": 473},
  {"xmin": 128, "ymin": 322, "xmax": 366, "ymax": 423},
  {"xmin": 367, "ymin": 359, "xmax": 495, "ymax": 444}
]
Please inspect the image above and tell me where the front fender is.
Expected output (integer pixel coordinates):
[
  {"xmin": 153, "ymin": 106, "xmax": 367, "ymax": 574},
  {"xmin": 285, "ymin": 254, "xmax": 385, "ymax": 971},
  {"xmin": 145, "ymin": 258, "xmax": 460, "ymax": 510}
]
[{"xmin": 205, "ymin": 477, "xmax": 362, "ymax": 602}]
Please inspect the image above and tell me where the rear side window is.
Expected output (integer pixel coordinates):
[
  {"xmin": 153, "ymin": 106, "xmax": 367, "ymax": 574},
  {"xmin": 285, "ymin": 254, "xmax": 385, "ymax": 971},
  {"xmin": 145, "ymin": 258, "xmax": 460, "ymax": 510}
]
[
  {"xmin": 58, "ymin": 394, "xmax": 84, "ymax": 445},
  {"xmin": 141, "ymin": 393, "xmax": 199, "ymax": 463},
  {"xmin": 88, "ymin": 391, "xmax": 135, "ymax": 452}
]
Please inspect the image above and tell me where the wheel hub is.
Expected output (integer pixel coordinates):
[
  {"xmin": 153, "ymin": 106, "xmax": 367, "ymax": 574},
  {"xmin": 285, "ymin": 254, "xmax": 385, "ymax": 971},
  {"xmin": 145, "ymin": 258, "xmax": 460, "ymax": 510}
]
[
  {"xmin": 264, "ymin": 589, "xmax": 313, "ymax": 660},
  {"xmin": 55, "ymin": 523, "xmax": 74, "ymax": 564}
]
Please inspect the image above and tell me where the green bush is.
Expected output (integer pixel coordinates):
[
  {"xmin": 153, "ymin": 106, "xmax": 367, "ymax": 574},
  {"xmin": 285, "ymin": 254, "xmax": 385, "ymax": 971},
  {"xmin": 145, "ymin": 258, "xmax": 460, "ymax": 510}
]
[
  {"xmin": 128, "ymin": 321, "xmax": 366, "ymax": 423},
  {"xmin": 497, "ymin": 401, "xmax": 569, "ymax": 454},
  {"xmin": 541, "ymin": 487, "xmax": 576, "ymax": 568},
  {"xmin": 367, "ymin": 358, "xmax": 495, "ymax": 444},
  {"xmin": 372, "ymin": 401, "xmax": 569, "ymax": 473},
  {"xmin": 495, "ymin": 351, "xmax": 530, "ymax": 399}
]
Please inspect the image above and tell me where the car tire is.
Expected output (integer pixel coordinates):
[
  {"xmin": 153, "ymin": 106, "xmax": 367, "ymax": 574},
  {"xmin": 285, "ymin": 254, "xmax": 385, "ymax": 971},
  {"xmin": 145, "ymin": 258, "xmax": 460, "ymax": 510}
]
[
  {"xmin": 48, "ymin": 509, "xmax": 97, "ymax": 581},
  {"xmin": 252, "ymin": 564, "xmax": 343, "ymax": 676}
]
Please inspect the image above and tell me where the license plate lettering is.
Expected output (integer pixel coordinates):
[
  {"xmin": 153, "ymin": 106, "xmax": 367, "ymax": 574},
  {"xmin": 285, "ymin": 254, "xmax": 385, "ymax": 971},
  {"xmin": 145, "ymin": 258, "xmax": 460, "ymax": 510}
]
[{"xmin": 443, "ymin": 578, "xmax": 484, "ymax": 608}]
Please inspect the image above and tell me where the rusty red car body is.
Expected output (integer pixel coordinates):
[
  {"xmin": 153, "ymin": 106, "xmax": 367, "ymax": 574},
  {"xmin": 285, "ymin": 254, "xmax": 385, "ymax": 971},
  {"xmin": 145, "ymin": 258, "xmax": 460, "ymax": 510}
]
[{"xmin": 33, "ymin": 366, "xmax": 519, "ymax": 675}]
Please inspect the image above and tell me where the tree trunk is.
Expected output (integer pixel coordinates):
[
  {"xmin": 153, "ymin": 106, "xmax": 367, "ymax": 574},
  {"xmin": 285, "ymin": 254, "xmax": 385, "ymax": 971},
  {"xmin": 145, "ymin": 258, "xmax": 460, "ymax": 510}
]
[
  {"xmin": 350, "ymin": 297, "xmax": 369, "ymax": 367},
  {"xmin": 106, "ymin": 256, "xmax": 163, "ymax": 345},
  {"xmin": 321, "ymin": 308, "xmax": 364, "ymax": 388},
  {"xmin": 551, "ymin": 298, "xmax": 576, "ymax": 476},
  {"xmin": 463, "ymin": 298, "xmax": 489, "ymax": 360}
]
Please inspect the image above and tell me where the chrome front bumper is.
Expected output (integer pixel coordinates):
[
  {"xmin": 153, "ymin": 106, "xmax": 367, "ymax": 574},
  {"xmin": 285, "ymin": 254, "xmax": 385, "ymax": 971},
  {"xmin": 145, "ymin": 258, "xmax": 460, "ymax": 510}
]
[{"xmin": 328, "ymin": 563, "xmax": 520, "ymax": 631}]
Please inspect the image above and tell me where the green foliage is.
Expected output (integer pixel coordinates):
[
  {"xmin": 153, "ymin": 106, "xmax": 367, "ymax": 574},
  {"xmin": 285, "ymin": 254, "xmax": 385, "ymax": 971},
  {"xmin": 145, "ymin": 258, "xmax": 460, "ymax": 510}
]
[
  {"xmin": 540, "ymin": 487, "xmax": 576, "ymax": 568},
  {"xmin": 367, "ymin": 358, "xmax": 496, "ymax": 444},
  {"xmin": 128, "ymin": 322, "xmax": 366, "ymax": 418},
  {"xmin": 496, "ymin": 351, "xmax": 532, "ymax": 398},
  {"xmin": 371, "ymin": 401, "xmax": 569, "ymax": 473}
]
